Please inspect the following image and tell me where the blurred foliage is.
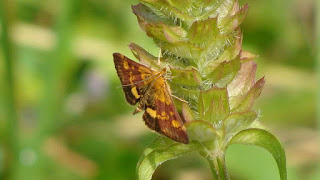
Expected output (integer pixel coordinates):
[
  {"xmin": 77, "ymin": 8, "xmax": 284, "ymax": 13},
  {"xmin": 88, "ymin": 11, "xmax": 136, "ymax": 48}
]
[{"xmin": 0, "ymin": 0, "xmax": 317, "ymax": 180}]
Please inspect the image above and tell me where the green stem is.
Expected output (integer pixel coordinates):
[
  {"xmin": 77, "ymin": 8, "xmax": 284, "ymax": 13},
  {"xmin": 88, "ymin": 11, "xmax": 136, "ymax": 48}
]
[
  {"xmin": 317, "ymin": 0, "xmax": 320, "ymax": 138},
  {"xmin": 316, "ymin": 0, "xmax": 320, "ymax": 174},
  {"xmin": 31, "ymin": 0, "xmax": 75, "ymax": 179},
  {"xmin": 38, "ymin": 0, "xmax": 74, "ymax": 137},
  {"xmin": 217, "ymin": 155, "xmax": 229, "ymax": 180},
  {"xmin": 208, "ymin": 158, "xmax": 220, "ymax": 180},
  {"xmin": 0, "ymin": 1, "xmax": 18, "ymax": 179},
  {"xmin": 207, "ymin": 155, "xmax": 230, "ymax": 180}
]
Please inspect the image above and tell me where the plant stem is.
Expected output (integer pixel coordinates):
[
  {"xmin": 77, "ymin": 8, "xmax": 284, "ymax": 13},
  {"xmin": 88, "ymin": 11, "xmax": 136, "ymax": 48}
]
[
  {"xmin": 207, "ymin": 155, "xmax": 230, "ymax": 180},
  {"xmin": 217, "ymin": 155, "xmax": 229, "ymax": 180},
  {"xmin": 0, "ymin": 0, "xmax": 18, "ymax": 179},
  {"xmin": 32, "ymin": 0, "xmax": 75, "ymax": 179},
  {"xmin": 316, "ymin": 0, "xmax": 320, "ymax": 174},
  {"xmin": 38, "ymin": 0, "xmax": 74, "ymax": 137},
  {"xmin": 208, "ymin": 158, "xmax": 220, "ymax": 180},
  {"xmin": 316, "ymin": 0, "xmax": 320, "ymax": 138}
]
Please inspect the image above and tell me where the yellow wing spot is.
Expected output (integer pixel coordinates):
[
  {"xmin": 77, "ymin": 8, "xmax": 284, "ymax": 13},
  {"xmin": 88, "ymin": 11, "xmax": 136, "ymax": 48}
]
[
  {"xmin": 129, "ymin": 74, "xmax": 135, "ymax": 84},
  {"xmin": 170, "ymin": 111, "xmax": 174, "ymax": 116},
  {"xmin": 123, "ymin": 60, "xmax": 130, "ymax": 70},
  {"xmin": 157, "ymin": 77, "xmax": 165, "ymax": 86},
  {"xmin": 146, "ymin": 107, "xmax": 157, "ymax": 118},
  {"xmin": 131, "ymin": 86, "xmax": 140, "ymax": 99},
  {"xmin": 138, "ymin": 66, "xmax": 149, "ymax": 74},
  {"xmin": 141, "ymin": 73, "xmax": 146, "ymax": 81},
  {"xmin": 156, "ymin": 89, "xmax": 166, "ymax": 103},
  {"xmin": 157, "ymin": 114, "xmax": 169, "ymax": 120},
  {"xmin": 172, "ymin": 120, "xmax": 181, "ymax": 128},
  {"xmin": 161, "ymin": 111, "xmax": 166, "ymax": 116},
  {"xmin": 155, "ymin": 78, "xmax": 168, "ymax": 103},
  {"xmin": 162, "ymin": 128, "xmax": 170, "ymax": 134}
]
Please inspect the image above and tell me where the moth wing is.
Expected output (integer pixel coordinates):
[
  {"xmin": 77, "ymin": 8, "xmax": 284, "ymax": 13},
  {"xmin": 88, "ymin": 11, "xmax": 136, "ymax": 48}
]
[
  {"xmin": 113, "ymin": 53, "xmax": 155, "ymax": 105},
  {"xmin": 143, "ymin": 77, "xmax": 189, "ymax": 144}
]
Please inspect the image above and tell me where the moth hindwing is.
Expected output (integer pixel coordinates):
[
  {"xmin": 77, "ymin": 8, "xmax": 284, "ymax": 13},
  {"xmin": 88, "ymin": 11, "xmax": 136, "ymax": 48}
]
[{"xmin": 113, "ymin": 53, "xmax": 189, "ymax": 144}]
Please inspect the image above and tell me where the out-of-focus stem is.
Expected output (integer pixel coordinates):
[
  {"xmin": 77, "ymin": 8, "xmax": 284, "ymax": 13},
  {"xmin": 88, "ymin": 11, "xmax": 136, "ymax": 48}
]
[
  {"xmin": 316, "ymin": 0, "xmax": 320, "ymax": 169},
  {"xmin": 32, "ymin": 0, "xmax": 75, "ymax": 179},
  {"xmin": 317, "ymin": 0, "xmax": 320, "ymax": 129},
  {"xmin": 0, "ymin": 0, "xmax": 18, "ymax": 179},
  {"xmin": 38, "ymin": 0, "xmax": 74, "ymax": 137}
]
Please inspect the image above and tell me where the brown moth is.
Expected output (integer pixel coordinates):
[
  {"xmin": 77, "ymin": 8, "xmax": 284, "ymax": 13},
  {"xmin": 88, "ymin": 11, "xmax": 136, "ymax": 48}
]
[{"xmin": 113, "ymin": 53, "xmax": 189, "ymax": 144}]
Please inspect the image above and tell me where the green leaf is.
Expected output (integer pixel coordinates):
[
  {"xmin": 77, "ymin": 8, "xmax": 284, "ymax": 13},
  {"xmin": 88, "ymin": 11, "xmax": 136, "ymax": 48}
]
[
  {"xmin": 240, "ymin": 50, "xmax": 259, "ymax": 63},
  {"xmin": 228, "ymin": 61, "xmax": 257, "ymax": 108},
  {"xmin": 214, "ymin": 0, "xmax": 236, "ymax": 19},
  {"xmin": 139, "ymin": 0, "xmax": 223, "ymax": 23},
  {"xmin": 194, "ymin": 0, "xmax": 234, "ymax": 20},
  {"xmin": 229, "ymin": 128, "xmax": 287, "ymax": 180},
  {"xmin": 206, "ymin": 55, "xmax": 241, "ymax": 88},
  {"xmin": 137, "ymin": 142, "xmax": 198, "ymax": 180},
  {"xmin": 167, "ymin": 0, "xmax": 218, "ymax": 18},
  {"xmin": 146, "ymin": 23, "xmax": 177, "ymax": 43},
  {"xmin": 139, "ymin": 0, "xmax": 194, "ymax": 23},
  {"xmin": 132, "ymin": 3, "xmax": 173, "ymax": 29},
  {"xmin": 137, "ymin": 136, "xmax": 174, "ymax": 169},
  {"xmin": 232, "ymin": 77, "xmax": 265, "ymax": 112},
  {"xmin": 185, "ymin": 120, "xmax": 221, "ymax": 157},
  {"xmin": 133, "ymin": 4, "xmax": 187, "ymax": 43},
  {"xmin": 169, "ymin": 82, "xmax": 199, "ymax": 109},
  {"xmin": 199, "ymin": 87, "xmax": 230, "ymax": 124},
  {"xmin": 213, "ymin": 30, "xmax": 242, "ymax": 65},
  {"xmin": 219, "ymin": 4, "xmax": 249, "ymax": 35},
  {"xmin": 167, "ymin": 0, "xmax": 193, "ymax": 14},
  {"xmin": 223, "ymin": 110, "xmax": 257, "ymax": 135},
  {"xmin": 129, "ymin": 43, "xmax": 160, "ymax": 68},
  {"xmin": 161, "ymin": 33, "xmax": 233, "ymax": 63},
  {"xmin": 170, "ymin": 67, "xmax": 201, "ymax": 87},
  {"xmin": 185, "ymin": 120, "xmax": 218, "ymax": 142},
  {"xmin": 163, "ymin": 25, "xmax": 187, "ymax": 43},
  {"xmin": 200, "ymin": 34, "xmax": 233, "ymax": 62},
  {"xmin": 181, "ymin": 102, "xmax": 195, "ymax": 122},
  {"xmin": 198, "ymin": 91, "xmax": 205, "ymax": 119},
  {"xmin": 187, "ymin": 18, "xmax": 219, "ymax": 46},
  {"xmin": 161, "ymin": 41, "xmax": 202, "ymax": 60}
]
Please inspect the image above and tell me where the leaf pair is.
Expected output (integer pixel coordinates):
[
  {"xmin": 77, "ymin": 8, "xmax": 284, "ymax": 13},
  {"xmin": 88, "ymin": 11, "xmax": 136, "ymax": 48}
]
[{"xmin": 137, "ymin": 121, "xmax": 287, "ymax": 180}]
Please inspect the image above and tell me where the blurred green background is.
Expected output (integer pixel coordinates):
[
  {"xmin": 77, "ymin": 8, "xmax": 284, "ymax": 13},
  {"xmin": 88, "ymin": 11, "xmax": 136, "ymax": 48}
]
[{"xmin": 0, "ymin": 0, "xmax": 318, "ymax": 180}]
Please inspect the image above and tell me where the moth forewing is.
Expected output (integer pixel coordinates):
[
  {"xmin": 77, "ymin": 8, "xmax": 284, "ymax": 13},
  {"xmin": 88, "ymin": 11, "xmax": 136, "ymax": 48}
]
[
  {"xmin": 113, "ymin": 53, "xmax": 189, "ymax": 144},
  {"xmin": 132, "ymin": 68, "xmax": 165, "ymax": 115}
]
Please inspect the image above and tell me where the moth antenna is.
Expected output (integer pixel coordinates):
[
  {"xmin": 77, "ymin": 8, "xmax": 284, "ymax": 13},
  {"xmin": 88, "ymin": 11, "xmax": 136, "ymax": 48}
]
[
  {"xmin": 121, "ymin": 69, "xmax": 164, "ymax": 87},
  {"xmin": 172, "ymin": 94, "xmax": 189, "ymax": 104},
  {"xmin": 121, "ymin": 74, "xmax": 158, "ymax": 87}
]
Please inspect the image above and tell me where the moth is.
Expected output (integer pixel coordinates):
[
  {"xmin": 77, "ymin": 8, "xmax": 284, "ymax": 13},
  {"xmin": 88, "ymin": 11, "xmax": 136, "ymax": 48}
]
[{"xmin": 113, "ymin": 53, "xmax": 189, "ymax": 144}]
